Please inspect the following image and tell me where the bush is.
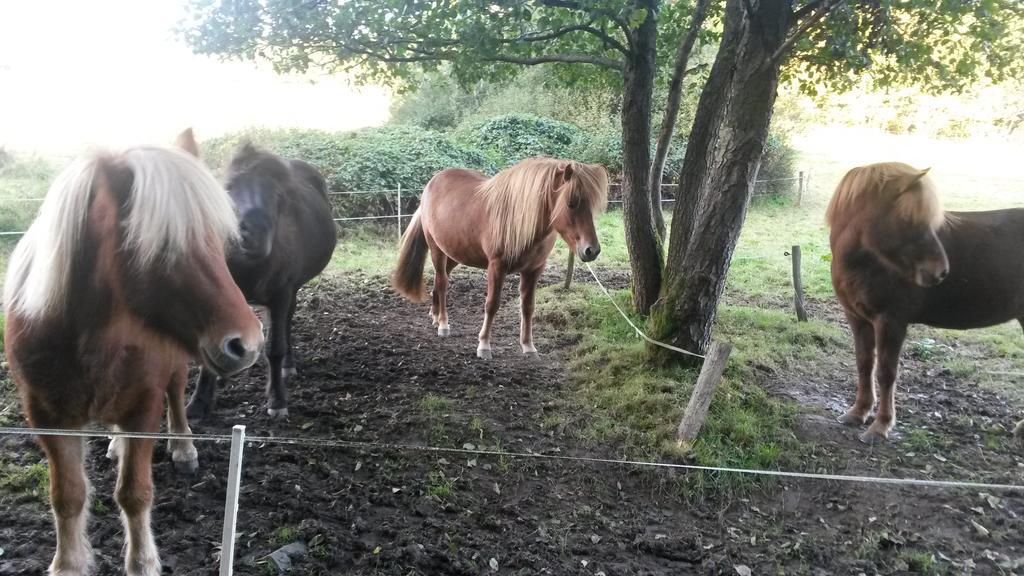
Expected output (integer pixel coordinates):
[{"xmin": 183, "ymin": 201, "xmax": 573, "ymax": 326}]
[
  {"xmin": 456, "ymin": 114, "xmax": 591, "ymax": 167},
  {"xmin": 201, "ymin": 126, "xmax": 494, "ymax": 219},
  {"xmin": 756, "ymin": 130, "xmax": 800, "ymax": 198}
]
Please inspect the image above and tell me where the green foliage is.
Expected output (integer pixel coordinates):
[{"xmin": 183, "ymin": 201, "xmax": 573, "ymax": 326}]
[
  {"xmin": 182, "ymin": 1, "xmax": 696, "ymax": 87},
  {"xmin": 787, "ymin": 1, "xmax": 1024, "ymax": 95},
  {"xmin": 202, "ymin": 125, "xmax": 493, "ymax": 192},
  {"xmin": 390, "ymin": 72, "xmax": 493, "ymax": 131},
  {"xmin": 457, "ymin": 113, "xmax": 590, "ymax": 166},
  {"xmin": 756, "ymin": 130, "xmax": 800, "ymax": 198},
  {"xmin": 200, "ymin": 125, "xmax": 494, "ymax": 219}
]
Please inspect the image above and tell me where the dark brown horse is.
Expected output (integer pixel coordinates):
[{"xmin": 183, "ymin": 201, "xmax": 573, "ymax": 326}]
[
  {"xmin": 3, "ymin": 146, "xmax": 263, "ymax": 575},
  {"xmin": 828, "ymin": 161, "xmax": 1024, "ymax": 445},
  {"xmin": 392, "ymin": 157, "xmax": 607, "ymax": 358},
  {"xmin": 179, "ymin": 131, "xmax": 338, "ymax": 419}
]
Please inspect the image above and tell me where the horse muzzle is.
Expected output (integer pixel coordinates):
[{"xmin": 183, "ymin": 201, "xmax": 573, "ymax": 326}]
[
  {"xmin": 915, "ymin": 266, "xmax": 949, "ymax": 287},
  {"xmin": 577, "ymin": 243, "xmax": 601, "ymax": 263},
  {"xmin": 200, "ymin": 332, "xmax": 264, "ymax": 377}
]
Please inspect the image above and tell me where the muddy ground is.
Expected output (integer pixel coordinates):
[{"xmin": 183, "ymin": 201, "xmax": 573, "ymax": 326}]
[{"xmin": 2, "ymin": 268, "xmax": 1024, "ymax": 575}]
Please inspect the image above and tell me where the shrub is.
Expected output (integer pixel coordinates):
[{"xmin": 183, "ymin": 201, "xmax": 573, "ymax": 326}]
[
  {"xmin": 756, "ymin": 130, "xmax": 800, "ymax": 198},
  {"xmin": 201, "ymin": 126, "xmax": 494, "ymax": 219},
  {"xmin": 456, "ymin": 114, "xmax": 591, "ymax": 167}
]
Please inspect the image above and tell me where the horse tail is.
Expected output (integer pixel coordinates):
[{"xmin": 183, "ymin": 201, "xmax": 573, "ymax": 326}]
[{"xmin": 392, "ymin": 209, "xmax": 429, "ymax": 302}]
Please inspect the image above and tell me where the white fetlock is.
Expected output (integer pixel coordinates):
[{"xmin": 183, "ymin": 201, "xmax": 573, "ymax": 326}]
[
  {"xmin": 267, "ymin": 407, "xmax": 290, "ymax": 419},
  {"xmin": 170, "ymin": 442, "xmax": 199, "ymax": 474},
  {"xmin": 106, "ymin": 436, "xmax": 123, "ymax": 461}
]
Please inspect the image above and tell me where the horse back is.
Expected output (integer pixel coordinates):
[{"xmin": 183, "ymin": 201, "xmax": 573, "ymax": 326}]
[
  {"xmin": 288, "ymin": 159, "xmax": 329, "ymax": 200},
  {"xmin": 917, "ymin": 208, "xmax": 1024, "ymax": 328}
]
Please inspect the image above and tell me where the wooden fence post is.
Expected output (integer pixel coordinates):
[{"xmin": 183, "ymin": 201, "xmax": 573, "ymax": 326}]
[
  {"xmin": 677, "ymin": 342, "xmax": 732, "ymax": 446},
  {"xmin": 563, "ymin": 251, "xmax": 575, "ymax": 289},
  {"xmin": 797, "ymin": 171, "xmax": 804, "ymax": 206},
  {"xmin": 791, "ymin": 245, "xmax": 808, "ymax": 322},
  {"xmin": 396, "ymin": 183, "xmax": 403, "ymax": 240}
]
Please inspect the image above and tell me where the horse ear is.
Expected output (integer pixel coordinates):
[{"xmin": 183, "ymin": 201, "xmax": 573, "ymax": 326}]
[
  {"xmin": 902, "ymin": 167, "xmax": 931, "ymax": 192},
  {"xmin": 175, "ymin": 128, "xmax": 200, "ymax": 158},
  {"xmin": 560, "ymin": 161, "xmax": 575, "ymax": 183}
]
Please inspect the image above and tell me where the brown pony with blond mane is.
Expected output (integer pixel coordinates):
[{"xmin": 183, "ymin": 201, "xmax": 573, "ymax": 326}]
[
  {"xmin": 392, "ymin": 157, "xmax": 608, "ymax": 358},
  {"xmin": 3, "ymin": 145, "xmax": 263, "ymax": 575},
  {"xmin": 828, "ymin": 161, "xmax": 1024, "ymax": 446}
]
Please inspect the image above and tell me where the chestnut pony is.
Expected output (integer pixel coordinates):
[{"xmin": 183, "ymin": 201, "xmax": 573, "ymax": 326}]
[
  {"xmin": 392, "ymin": 157, "xmax": 607, "ymax": 358},
  {"xmin": 3, "ymin": 147, "xmax": 263, "ymax": 575},
  {"xmin": 828, "ymin": 162, "xmax": 1024, "ymax": 445},
  {"xmin": 178, "ymin": 131, "xmax": 338, "ymax": 420}
]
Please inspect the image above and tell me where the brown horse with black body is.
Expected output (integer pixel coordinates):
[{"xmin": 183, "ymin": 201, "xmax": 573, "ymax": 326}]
[
  {"xmin": 392, "ymin": 157, "xmax": 607, "ymax": 358},
  {"xmin": 828, "ymin": 161, "xmax": 1024, "ymax": 445},
  {"xmin": 3, "ymin": 146, "xmax": 263, "ymax": 575},
  {"xmin": 179, "ymin": 131, "xmax": 338, "ymax": 420}
]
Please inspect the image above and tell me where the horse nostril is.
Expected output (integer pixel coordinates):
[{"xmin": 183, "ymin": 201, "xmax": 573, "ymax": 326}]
[
  {"xmin": 222, "ymin": 335, "xmax": 248, "ymax": 361},
  {"xmin": 938, "ymin": 269, "xmax": 949, "ymax": 281},
  {"xmin": 584, "ymin": 246, "xmax": 600, "ymax": 260}
]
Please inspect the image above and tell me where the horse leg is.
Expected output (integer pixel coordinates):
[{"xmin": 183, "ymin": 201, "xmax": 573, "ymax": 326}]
[
  {"xmin": 430, "ymin": 250, "xmax": 451, "ymax": 336},
  {"xmin": 839, "ymin": 314, "xmax": 876, "ymax": 425},
  {"xmin": 115, "ymin": 435, "xmax": 161, "ymax": 576},
  {"xmin": 185, "ymin": 367, "xmax": 222, "ymax": 422},
  {"xmin": 1016, "ymin": 318, "xmax": 1024, "ymax": 448},
  {"xmin": 282, "ymin": 295, "xmax": 298, "ymax": 379},
  {"xmin": 519, "ymin": 267, "xmax": 542, "ymax": 357},
  {"xmin": 265, "ymin": 292, "xmax": 292, "ymax": 418},
  {"xmin": 166, "ymin": 367, "xmax": 198, "ymax": 474},
  {"xmin": 861, "ymin": 319, "xmax": 907, "ymax": 444},
  {"xmin": 38, "ymin": 433, "xmax": 93, "ymax": 576},
  {"xmin": 477, "ymin": 260, "xmax": 506, "ymax": 360}
]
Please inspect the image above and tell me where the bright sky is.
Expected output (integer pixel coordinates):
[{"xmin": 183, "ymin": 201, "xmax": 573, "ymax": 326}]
[{"xmin": 0, "ymin": 0, "xmax": 392, "ymax": 155}]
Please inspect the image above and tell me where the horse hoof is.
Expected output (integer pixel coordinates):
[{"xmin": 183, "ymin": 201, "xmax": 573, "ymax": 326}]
[
  {"xmin": 267, "ymin": 407, "xmax": 290, "ymax": 419},
  {"xmin": 282, "ymin": 366, "xmax": 297, "ymax": 378},
  {"xmin": 858, "ymin": 429, "xmax": 888, "ymax": 445},
  {"xmin": 523, "ymin": 350, "xmax": 539, "ymax": 359},
  {"xmin": 477, "ymin": 348, "xmax": 493, "ymax": 360},
  {"xmin": 173, "ymin": 457, "xmax": 199, "ymax": 475},
  {"xmin": 438, "ymin": 327, "xmax": 450, "ymax": 337},
  {"xmin": 838, "ymin": 412, "xmax": 867, "ymax": 426},
  {"xmin": 1013, "ymin": 420, "xmax": 1024, "ymax": 449}
]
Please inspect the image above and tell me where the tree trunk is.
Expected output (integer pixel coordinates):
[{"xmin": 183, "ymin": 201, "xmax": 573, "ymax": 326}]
[
  {"xmin": 650, "ymin": 0, "xmax": 793, "ymax": 361},
  {"xmin": 649, "ymin": 0, "xmax": 711, "ymax": 240},
  {"xmin": 619, "ymin": 0, "xmax": 663, "ymax": 315}
]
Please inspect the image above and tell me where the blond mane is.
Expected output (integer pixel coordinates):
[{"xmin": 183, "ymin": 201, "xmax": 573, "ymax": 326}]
[
  {"xmin": 826, "ymin": 162, "xmax": 945, "ymax": 230},
  {"xmin": 477, "ymin": 157, "xmax": 608, "ymax": 261},
  {"xmin": 4, "ymin": 147, "xmax": 238, "ymax": 318}
]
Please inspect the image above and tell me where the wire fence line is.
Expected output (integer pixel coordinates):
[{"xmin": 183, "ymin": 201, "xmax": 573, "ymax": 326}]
[
  {"xmin": 1, "ymin": 426, "xmax": 1021, "ymax": 492},
  {"xmin": 0, "ymin": 174, "xmax": 810, "ymax": 237}
]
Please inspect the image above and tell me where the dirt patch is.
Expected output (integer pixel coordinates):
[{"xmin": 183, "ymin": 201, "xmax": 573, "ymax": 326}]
[{"xmin": 2, "ymin": 269, "xmax": 1024, "ymax": 575}]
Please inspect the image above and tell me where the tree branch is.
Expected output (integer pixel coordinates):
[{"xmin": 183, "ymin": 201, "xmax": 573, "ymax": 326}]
[
  {"xmin": 772, "ymin": 0, "xmax": 845, "ymax": 63},
  {"xmin": 502, "ymin": 22, "xmax": 629, "ymax": 55},
  {"xmin": 649, "ymin": 0, "xmax": 712, "ymax": 238},
  {"xmin": 793, "ymin": 0, "xmax": 828, "ymax": 20},
  {"xmin": 487, "ymin": 53, "xmax": 624, "ymax": 69}
]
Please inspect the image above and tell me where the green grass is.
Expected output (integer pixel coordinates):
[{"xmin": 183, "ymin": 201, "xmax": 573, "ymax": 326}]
[
  {"xmin": 419, "ymin": 393, "xmax": 451, "ymax": 415},
  {"xmin": 269, "ymin": 525, "xmax": 299, "ymax": 546},
  {"xmin": 0, "ymin": 460, "xmax": 49, "ymax": 500},
  {"xmin": 425, "ymin": 470, "xmax": 455, "ymax": 500},
  {"xmin": 535, "ymin": 283, "xmax": 844, "ymax": 492}
]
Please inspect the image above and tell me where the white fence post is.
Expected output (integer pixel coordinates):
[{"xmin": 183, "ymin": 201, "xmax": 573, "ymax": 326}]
[
  {"xmin": 396, "ymin": 183, "xmax": 403, "ymax": 240},
  {"xmin": 220, "ymin": 425, "xmax": 246, "ymax": 576}
]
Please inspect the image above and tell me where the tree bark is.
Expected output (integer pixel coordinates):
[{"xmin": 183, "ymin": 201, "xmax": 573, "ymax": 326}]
[
  {"xmin": 649, "ymin": 0, "xmax": 711, "ymax": 240},
  {"xmin": 651, "ymin": 0, "xmax": 793, "ymax": 361},
  {"xmin": 619, "ymin": 0, "xmax": 663, "ymax": 315}
]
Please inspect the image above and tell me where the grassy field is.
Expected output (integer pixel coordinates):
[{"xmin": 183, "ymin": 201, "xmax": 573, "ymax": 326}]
[{"xmin": 2, "ymin": 127, "xmax": 1023, "ymax": 476}]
